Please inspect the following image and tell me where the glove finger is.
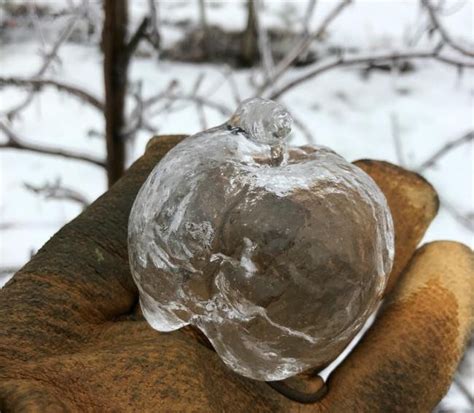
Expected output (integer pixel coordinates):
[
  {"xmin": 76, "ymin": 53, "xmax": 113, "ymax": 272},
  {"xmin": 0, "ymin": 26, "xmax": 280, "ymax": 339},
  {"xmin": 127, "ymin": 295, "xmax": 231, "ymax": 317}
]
[
  {"xmin": 319, "ymin": 241, "xmax": 474, "ymax": 413},
  {"xmin": 354, "ymin": 160, "xmax": 439, "ymax": 295}
]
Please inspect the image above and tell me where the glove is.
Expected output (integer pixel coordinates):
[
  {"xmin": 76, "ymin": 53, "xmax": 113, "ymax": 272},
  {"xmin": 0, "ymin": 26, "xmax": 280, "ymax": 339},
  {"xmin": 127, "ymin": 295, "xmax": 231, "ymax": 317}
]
[{"xmin": 1, "ymin": 135, "xmax": 472, "ymax": 412}]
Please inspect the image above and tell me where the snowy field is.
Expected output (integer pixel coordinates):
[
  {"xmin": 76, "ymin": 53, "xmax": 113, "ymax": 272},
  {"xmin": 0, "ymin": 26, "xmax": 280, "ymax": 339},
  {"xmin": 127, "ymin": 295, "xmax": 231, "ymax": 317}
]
[{"xmin": 0, "ymin": 0, "xmax": 473, "ymax": 410}]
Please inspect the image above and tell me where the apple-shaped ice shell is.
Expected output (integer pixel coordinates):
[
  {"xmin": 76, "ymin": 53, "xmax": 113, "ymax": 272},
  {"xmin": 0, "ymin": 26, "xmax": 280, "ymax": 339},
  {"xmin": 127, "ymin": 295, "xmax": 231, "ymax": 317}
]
[{"xmin": 128, "ymin": 103, "xmax": 394, "ymax": 381}]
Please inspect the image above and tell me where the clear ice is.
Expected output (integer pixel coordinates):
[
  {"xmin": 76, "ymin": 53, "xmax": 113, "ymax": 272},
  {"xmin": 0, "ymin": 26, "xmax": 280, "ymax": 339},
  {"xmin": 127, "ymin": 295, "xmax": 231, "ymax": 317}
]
[{"xmin": 128, "ymin": 98, "xmax": 395, "ymax": 381}]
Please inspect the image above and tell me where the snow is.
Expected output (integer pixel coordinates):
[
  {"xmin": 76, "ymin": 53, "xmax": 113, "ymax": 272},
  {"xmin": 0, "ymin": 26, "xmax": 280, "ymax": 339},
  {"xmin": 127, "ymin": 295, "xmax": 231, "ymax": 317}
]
[{"xmin": 0, "ymin": 0, "xmax": 472, "ymax": 408}]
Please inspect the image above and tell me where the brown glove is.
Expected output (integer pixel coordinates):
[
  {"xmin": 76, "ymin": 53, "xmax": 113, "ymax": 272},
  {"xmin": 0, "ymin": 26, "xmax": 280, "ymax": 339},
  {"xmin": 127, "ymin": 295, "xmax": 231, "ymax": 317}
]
[{"xmin": 1, "ymin": 135, "xmax": 472, "ymax": 412}]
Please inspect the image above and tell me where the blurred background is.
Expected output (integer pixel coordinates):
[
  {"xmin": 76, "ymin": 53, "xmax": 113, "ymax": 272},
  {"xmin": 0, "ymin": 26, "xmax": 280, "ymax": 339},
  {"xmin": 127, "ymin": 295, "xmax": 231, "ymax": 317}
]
[{"xmin": 0, "ymin": 0, "xmax": 472, "ymax": 410}]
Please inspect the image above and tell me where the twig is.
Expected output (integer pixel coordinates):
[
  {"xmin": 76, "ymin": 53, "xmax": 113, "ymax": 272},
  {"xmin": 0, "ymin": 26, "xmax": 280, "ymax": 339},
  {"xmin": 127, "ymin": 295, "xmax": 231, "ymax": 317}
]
[
  {"xmin": 24, "ymin": 179, "xmax": 90, "ymax": 208},
  {"xmin": 191, "ymin": 73, "xmax": 205, "ymax": 96},
  {"xmin": 126, "ymin": 16, "xmax": 150, "ymax": 62},
  {"xmin": 311, "ymin": 0, "xmax": 346, "ymax": 39},
  {"xmin": 125, "ymin": 80, "xmax": 178, "ymax": 137},
  {"xmin": 390, "ymin": 113, "xmax": 406, "ymax": 167},
  {"xmin": 159, "ymin": 93, "xmax": 232, "ymax": 117},
  {"xmin": 221, "ymin": 66, "xmax": 241, "ymax": 105},
  {"xmin": 191, "ymin": 74, "xmax": 208, "ymax": 129},
  {"xmin": 147, "ymin": 84, "xmax": 182, "ymax": 117},
  {"xmin": 269, "ymin": 48, "xmax": 474, "ymax": 99},
  {"xmin": 257, "ymin": 0, "xmax": 352, "ymax": 96},
  {"xmin": 253, "ymin": 0, "xmax": 275, "ymax": 84},
  {"xmin": 147, "ymin": 0, "xmax": 161, "ymax": 51},
  {"xmin": 127, "ymin": 78, "xmax": 232, "ymax": 131},
  {"xmin": 27, "ymin": 1, "xmax": 47, "ymax": 49},
  {"xmin": 302, "ymin": 0, "xmax": 318, "ymax": 34},
  {"xmin": 4, "ymin": 13, "xmax": 80, "ymax": 119},
  {"xmin": 173, "ymin": 95, "xmax": 232, "ymax": 116},
  {"xmin": 298, "ymin": 0, "xmax": 318, "ymax": 62},
  {"xmin": 0, "ymin": 77, "xmax": 104, "ymax": 111},
  {"xmin": 35, "ymin": 16, "xmax": 78, "ymax": 77},
  {"xmin": 142, "ymin": 79, "xmax": 180, "ymax": 112},
  {"xmin": 417, "ymin": 130, "xmax": 473, "ymax": 171},
  {"xmin": 80, "ymin": 0, "xmax": 103, "ymax": 43},
  {"xmin": 422, "ymin": 0, "xmax": 474, "ymax": 57},
  {"xmin": 122, "ymin": 81, "xmax": 145, "ymax": 141},
  {"xmin": 0, "ymin": 122, "xmax": 106, "ymax": 168},
  {"xmin": 196, "ymin": 101, "xmax": 207, "ymax": 129}
]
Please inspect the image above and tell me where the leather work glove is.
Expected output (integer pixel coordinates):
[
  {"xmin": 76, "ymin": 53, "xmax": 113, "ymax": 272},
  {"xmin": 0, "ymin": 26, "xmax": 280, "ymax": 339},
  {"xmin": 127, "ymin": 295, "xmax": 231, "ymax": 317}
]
[{"xmin": 1, "ymin": 135, "xmax": 472, "ymax": 412}]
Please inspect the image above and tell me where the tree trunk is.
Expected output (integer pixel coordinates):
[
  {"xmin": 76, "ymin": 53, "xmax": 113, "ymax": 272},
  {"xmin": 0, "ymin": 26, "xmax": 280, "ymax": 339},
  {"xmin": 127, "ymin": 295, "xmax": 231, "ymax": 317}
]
[
  {"xmin": 240, "ymin": 0, "xmax": 258, "ymax": 67},
  {"xmin": 103, "ymin": 0, "xmax": 128, "ymax": 187}
]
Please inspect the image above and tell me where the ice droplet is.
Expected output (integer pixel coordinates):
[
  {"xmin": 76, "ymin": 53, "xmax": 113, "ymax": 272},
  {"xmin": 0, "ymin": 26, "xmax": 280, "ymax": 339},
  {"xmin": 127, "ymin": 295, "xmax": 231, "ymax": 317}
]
[{"xmin": 128, "ymin": 98, "xmax": 394, "ymax": 381}]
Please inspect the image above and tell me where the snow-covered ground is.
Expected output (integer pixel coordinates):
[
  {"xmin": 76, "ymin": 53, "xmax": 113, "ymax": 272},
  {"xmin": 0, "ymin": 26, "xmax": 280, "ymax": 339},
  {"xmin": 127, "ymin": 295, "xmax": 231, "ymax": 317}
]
[{"xmin": 1, "ymin": 0, "xmax": 473, "ymax": 410}]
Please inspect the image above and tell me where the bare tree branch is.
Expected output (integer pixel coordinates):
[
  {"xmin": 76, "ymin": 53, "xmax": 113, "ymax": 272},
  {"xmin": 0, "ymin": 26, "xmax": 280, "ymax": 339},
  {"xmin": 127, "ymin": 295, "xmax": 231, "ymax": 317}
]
[
  {"xmin": 221, "ymin": 66, "xmax": 241, "ymax": 105},
  {"xmin": 147, "ymin": 0, "xmax": 161, "ymax": 51},
  {"xmin": 302, "ymin": 0, "xmax": 318, "ymax": 34},
  {"xmin": 0, "ymin": 77, "xmax": 104, "ymax": 111},
  {"xmin": 422, "ymin": 0, "xmax": 474, "ymax": 57},
  {"xmin": 126, "ymin": 16, "xmax": 149, "ymax": 62},
  {"xmin": 257, "ymin": 0, "xmax": 352, "ymax": 95},
  {"xmin": 125, "ymin": 80, "xmax": 178, "ymax": 137},
  {"xmin": 123, "ymin": 81, "xmax": 149, "ymax": 140},
  {"xmin": 27, "ymin": 2, "xmax": 47, "ymax": 49},
  {"xmin": 0, "ymin": 122, "xmax": 106, "ymax": 168},
  {"xmin": 126, "ymin": 77, "xmax": 232, "ymax": 137},
  {"xmin": 269, "ymin": 48, "xmax": 474, "ymax": 99},
  {"xmin": 417, "ymin": 130, "xmax": 473, "ymax": 172},
  {"xmin": 298, "ymin": 0, "xmax": 318, "ymax": 63},
  {"xmin": 3, "ymin": 13, "xmax": 81, "ymax": 119},
  {"xmin": 196, "ymin": 101, "xmax": 207, "ymax": 130},
  {"xmin": 142, "ymin": 80, "xmax": 179, "ymax": 110},
  {"xmin": 253, "ymin": 0, "xmax": 275, "ymax": 84},
  {"xmin": 167, "ymin": 94, "xmax": 232, "ymax": 116},
  {"xmin": 24, "ymin": 179, "xmax": 90, "ymax": 208},
  {"xmin": 143, "ymin": 81, "xmax": 232, "ymax": 118},
  {"xmin": 191, "ymin": 74, "xmax": 208, "ymax": 129}
]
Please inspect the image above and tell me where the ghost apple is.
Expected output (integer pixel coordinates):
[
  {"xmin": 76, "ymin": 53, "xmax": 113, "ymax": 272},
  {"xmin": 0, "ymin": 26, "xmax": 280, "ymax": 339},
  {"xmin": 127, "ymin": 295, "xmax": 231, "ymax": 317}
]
[{"xmin": 128, "ymin": 98, "xmax": 394, "ymax": 381}]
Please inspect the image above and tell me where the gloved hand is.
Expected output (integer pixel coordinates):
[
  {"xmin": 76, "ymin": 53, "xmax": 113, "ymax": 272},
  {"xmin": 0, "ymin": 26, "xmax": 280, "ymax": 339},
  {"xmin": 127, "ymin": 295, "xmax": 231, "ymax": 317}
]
[{"xmin": 1, "ymin": 135, "xmax": 472, "ymax": 413}]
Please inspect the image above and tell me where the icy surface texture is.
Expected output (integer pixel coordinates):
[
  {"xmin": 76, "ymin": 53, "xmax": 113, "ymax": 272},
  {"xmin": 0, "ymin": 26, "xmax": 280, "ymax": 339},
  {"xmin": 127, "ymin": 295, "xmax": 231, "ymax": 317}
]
[{"xmin": 128, "ymin": 98, "xmax": 394, "ymax": 381}]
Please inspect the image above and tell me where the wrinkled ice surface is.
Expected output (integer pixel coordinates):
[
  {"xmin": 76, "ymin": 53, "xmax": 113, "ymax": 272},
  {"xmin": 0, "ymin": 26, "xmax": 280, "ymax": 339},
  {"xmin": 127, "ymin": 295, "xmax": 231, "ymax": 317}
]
[{"xmin": 128, "ymin": 98, "xmax": 394, "ymax": 381}]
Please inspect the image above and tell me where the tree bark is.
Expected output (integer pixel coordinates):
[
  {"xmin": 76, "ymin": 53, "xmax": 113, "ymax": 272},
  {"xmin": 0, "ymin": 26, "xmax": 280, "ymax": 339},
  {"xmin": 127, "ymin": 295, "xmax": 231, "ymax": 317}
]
[
  {"xmin": 240, "ymin": 0, "xmax": 258, "ymax": 67},
  {"xmin": 103, "ymin": 0, "xmax": 128, "ymax": 186}
]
